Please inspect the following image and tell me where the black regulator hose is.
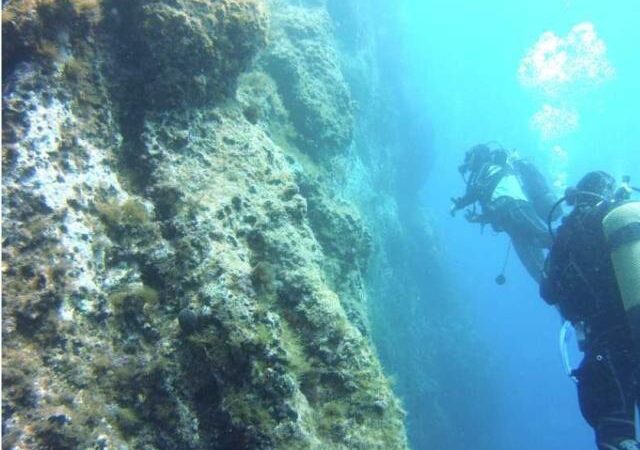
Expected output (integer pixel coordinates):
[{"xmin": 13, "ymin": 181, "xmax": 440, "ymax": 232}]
[
  {"xmin": 547, "ymin": 196, "xmax": 568, "ymax": 242},
  {"xmin": 547, "ymin": 191, "xmax": 608, "ymax": 242}
]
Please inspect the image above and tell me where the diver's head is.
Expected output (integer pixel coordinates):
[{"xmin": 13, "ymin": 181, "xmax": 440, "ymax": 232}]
[
  {"xmin": 573, "ymin": 171, "xmax": 616, "ymax": 206},
  {"xmin": 458, "ymin": 144, "xmax": 491, "ymax": 175}
]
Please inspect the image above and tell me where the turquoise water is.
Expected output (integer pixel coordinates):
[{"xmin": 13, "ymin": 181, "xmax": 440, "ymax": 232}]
[
  {"xmin": 380, "ymin": 1, "xmax": 640, "ymax": 449},
  {"xmin": 3, "ymin": 0, "xmax": 638, "ymax": 448}
]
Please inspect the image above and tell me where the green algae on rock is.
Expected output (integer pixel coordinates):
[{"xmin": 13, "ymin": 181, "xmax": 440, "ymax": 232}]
[
  {"xmin": 135, "ymin": 0, "xmax": 269, "ymax": 109},
  {"xmin": 2, "ymin": 0, "xmax": 103, "ymax": 73},
  {"xmin": 140, "ymin": 103, "xmax": 407, "ymax": 447}
]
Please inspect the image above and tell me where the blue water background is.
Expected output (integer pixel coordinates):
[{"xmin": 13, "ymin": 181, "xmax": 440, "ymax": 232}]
[{"xmin": 377, "ymin": 1, "xmax": 640, "ymax": 449}]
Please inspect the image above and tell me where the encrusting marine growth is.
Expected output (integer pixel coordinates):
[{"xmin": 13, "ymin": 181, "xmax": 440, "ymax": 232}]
[{"xmin": 2, "ymin": 0, "xmax": 408, "ymax": 448}]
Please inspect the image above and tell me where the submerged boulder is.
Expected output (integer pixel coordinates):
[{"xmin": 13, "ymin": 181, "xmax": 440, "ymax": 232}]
[
  {"xmin": 141, "ymin": 0, "xmax": 268, "ymax": 108},
  {"xmin": 114, "ymin": 0, "xmax": 268, "ymax": 109},
  {"xmin": 262, "ymin": 3, "xmax": 354, "ymax": 157}
]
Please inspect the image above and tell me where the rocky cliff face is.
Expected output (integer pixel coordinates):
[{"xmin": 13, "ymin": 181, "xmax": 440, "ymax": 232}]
[
  {"xmin": 2, "ymin": 0, "xmax": 408, "ymax": 449},
  {"xmin": 320, "ymin": 2, "xmax": 497, "ymax": 448}
]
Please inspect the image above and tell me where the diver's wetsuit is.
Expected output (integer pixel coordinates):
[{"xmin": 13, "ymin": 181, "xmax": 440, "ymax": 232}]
[
  {"xmin": 455, "ymin": 161, "xmax": 550, "ymax": 282},
  {"xmin": 488, "ymin": 196, "xmax": 551, "ymax": 282},
  {"xmin": 541, "ymin": 201, "xmax": 639, "ymax": 450}
]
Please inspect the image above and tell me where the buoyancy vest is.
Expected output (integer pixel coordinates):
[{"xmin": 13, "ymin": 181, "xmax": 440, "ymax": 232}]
[
  {"xmin": 541, "ymin": 202, "xmax": 630, "ymax": 349},
  {"xmin": 513, "ymin": 158, "xmax": 561, "ymax": 221},
  {"xmin": 491, "ymin": 172, "xmax": 528, "ymax": 202}
]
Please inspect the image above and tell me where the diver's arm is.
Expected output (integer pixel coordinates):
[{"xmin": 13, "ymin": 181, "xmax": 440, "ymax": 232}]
[
  {"xmin": 451, "ymin": 164, "xmax": 489, "ymax": 215},
  {"xmin": 539, "ymin": 233, "xmax": 568, "ymax": 306},
  {"xmin": 450, "ymin": 192, "xmax": 477, "ymax": 216}
]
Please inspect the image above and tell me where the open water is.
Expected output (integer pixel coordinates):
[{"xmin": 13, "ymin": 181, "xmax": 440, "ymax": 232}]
[{"xmin": 382, "ymin": 1, "xmax": 640, "ymax": 449}]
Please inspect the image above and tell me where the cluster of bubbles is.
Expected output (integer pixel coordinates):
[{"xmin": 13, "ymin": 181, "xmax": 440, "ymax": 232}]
[
  {"xmin": 530, "ymin": 104, "xmax": 579, "ymax": 141},
  {"xmin": 520, "ymin": 22, "xmax": 615, "ymax": 140},
  {"xmin": 519, "ymin": 22, "xmax": 615, "ymax": 95},
  {"xmin": 519, "ymin": 22, "xmax": 615, "ymax": 189}
]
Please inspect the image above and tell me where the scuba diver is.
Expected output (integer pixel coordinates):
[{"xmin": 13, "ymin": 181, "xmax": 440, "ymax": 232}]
[
  {"xmin": 451, "ymin": 143, "xmax": 558, "ymax": 283},
  {"xmin": 540, "ymin": 171, "xmax": 640, "ymax": 450}
]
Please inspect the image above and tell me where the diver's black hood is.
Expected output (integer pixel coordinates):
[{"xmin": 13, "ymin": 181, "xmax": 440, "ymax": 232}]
[
  {"xmin": 574, "ymin": 171, "xmax": 616, "ymax": 206},
  {"xmin": 458, "ymin": 144, "xmax": 492, "ymax": 175}
]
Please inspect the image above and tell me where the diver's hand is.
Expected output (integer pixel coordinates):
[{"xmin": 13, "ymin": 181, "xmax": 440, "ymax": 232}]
[{"xmin": 464, "ymin": 210, "xmax": 483, "ymax": 223}]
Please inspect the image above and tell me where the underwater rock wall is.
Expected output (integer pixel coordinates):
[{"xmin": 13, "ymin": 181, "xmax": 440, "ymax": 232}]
[
  {"xmin": 2, "ymin": 0, "xmax": 407, "ymax": 449},
  {"xmin": 262, "ymin": 1, "xmax": 354, "ymax": 158},
  {"xmin": 323, "ymin": 1, "xmax": 498, "ymax": 449}
]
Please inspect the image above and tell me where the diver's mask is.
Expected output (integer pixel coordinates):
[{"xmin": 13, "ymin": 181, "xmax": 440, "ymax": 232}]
[
  {"xmin": 458, "ymin": 162, "xmax": 470, "ymax": 176},
  {"xmin": 458, "ymin": 144, "xmax": 490, "ymax": 180}
]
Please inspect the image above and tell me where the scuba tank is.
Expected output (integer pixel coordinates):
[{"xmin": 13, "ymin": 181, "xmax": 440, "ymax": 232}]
[
  {"xmin": 512, "ymin": 158, "xmax": 561, "ymax": 222},
  {"xmin": 602, "ymin": 201, "xmax": 640, "ymax": 363}
]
